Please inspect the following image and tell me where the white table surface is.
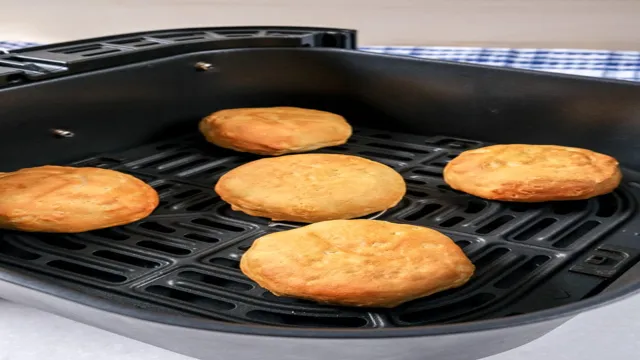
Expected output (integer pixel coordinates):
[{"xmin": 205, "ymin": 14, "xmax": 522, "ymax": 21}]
[{"xmin": 0, "ymin": 294, "xmax": 638, "ymax": 360}]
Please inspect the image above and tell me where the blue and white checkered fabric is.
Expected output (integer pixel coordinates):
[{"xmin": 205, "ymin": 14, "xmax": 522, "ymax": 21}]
[
  {"xmin": 2, "ymin": 41, "xmax": 640, "ymax": 82},
  {"xmin": 0, "ymin": 41, "xmax": 38, "ymax": 52},
  {"xmin": 361, "ymin": 46, "xmax": 640, "ymax": 82}
]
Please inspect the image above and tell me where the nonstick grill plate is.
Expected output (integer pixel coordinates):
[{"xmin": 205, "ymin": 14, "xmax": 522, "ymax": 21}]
[{"xmin": 1, "ymin": 127, "xmax": 640, "ymax": 328}]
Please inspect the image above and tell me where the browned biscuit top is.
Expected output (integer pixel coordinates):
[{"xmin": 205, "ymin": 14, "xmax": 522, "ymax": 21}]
[
  {"xmin": 0, "ymin": 166, "xmax": 159, "ymax": 233},
  {"xmin": 199, "ymin": 106, "xmax": 352, "ymax": 155},
  {"xmin": 443, "ymin": 144, "xmax": 621, "ymax": 202},
  {"xmin": 240, "ymin": 219, "xmax": 475, "ymax": 308},
  {"xmin": 214, "ymin": 154, "xmax": 406, "ymax": 223}
]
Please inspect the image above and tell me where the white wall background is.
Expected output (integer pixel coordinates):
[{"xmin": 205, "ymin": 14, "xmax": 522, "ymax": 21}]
[{"xmin": 1, "ymin": 0, "xmax": 639, "ymax": 49}]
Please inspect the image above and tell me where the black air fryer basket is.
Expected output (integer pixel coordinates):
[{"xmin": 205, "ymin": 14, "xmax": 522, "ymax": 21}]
[{"xmin": 2, "ymin": 27, "xmax": 640, "ymax": 360}]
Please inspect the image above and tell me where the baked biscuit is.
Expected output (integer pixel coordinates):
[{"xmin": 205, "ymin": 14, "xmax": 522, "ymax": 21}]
[
  {"xmin": 198, "ymin": 106, "xmax": 352, "ymax": 155},
  {"xmin": 240, "ymin": 220, "xmax": 475, "ymax": 307},
  {"xmin": 215, "ymin": 154, "xmax": 406, "ymax": 223},
  {"xmin": 443, "ymin": 144, "xmax": 621, "ymax": 202},
  {"xmin": 0, "ymin": 166, "xmax": 159, "ymax": 233}
]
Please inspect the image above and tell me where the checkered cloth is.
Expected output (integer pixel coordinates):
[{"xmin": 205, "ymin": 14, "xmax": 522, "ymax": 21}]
[
  {"xmin": 2, "ymin": 40, "xmax": 640, "ymax": 81},
  {"xmin": 361, "ymin": 46, "xmax": 640, "ymax": 82}
]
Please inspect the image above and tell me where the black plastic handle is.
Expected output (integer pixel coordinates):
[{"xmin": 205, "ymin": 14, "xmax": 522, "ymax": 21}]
[{"xmin": 0, "ymin": 26, "xmax": 357, "ymax": 88}]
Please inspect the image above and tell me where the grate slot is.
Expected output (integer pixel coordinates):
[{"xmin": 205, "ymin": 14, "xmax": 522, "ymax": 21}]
[
  {"xmin": 88, "ymin": 228, "xmax": 130, "ymax": 241},
  {"xmin": 513, "ymin": 218, "xmax": 558, "ymax": 241},
  {"xmin": 359, "ymin": 151, "xmax": 412, "ymax": 162},
  {"xmin": 432, "ymin": 138, "xmax": 479, "ymax": 149},
  {"xmin": 190, "ymin": 218, "xmax": 244, "ymax": 232},
  {"xmin": 185, "ymin": 198, "xmax": 220, "ymax": 212},
  {"xmin": 476, "ymin": 215, "xmax": 515, "ymax": 234},
  {"xmin": 137, "ymin": 241, "xmax": 190, "ymax": 255},
  {"xmin": 47, "ymin": 260, "xmax": 126, "ymax": 283},
  {"xmin": 403, "ymin": 203, "xmax": 443, "ymax": 221},
  {"xmin": 553, "ymin": 221, "xmax": 600, "ymax": 248},
  {"xmin": 246, "ymin": 310, "xmax": 368, "ymax": 328},
  {"xmin": 184, "ymin": 233, "xmax": 220, "ymax": 243},
  {"xmin": 364, "ymin": 143, "xmax": 430, "ymax": 154},
  {"xmin": 178, "ymin": 271, "xmax": 253, "ymax": 291},
  {"xmin": 474, "ymin": 248, "xmax": 510, "ymax": 269},
  {"xmin": 551, "ymin": 201, "xmax": 588, "ymax": 215},
  {"xmin": 139, "ymin": 221, "xmax": 176, "ymax": 233},
  {"xmin": 132, "ymin": 152, "xmax": 191, "ymax": 169},
  {"xmin": 93, "ymin": 250, "xmax": 161, "ymax": 269},
  {"xmin": 0, "ymin": 240, "xmax": 40, "ymax": 260},
  {"xmin": 36, "ymin": 235, "xmax": 86, "ymax": 250},
  {"xmin": 596, "ymin": 193, "xmax": 619, "ymax": 217},
  {"xmin": 437, "ymin": 184, "xmax": 465, "ymax": 195},
  {"xmin": 406, "ymin": 189, "xmax": 428, "ymax": 198},
  {"xmin": 145, "ymin": 285, "xmax": 235, "ymax": 311},
  {"xmin": 464, "ymin": 200, "xmax": 487, "ymax": 214},
  {"xmin": 54, "ymin": 45, "xmax": 101, "ymax": 54},
  {"xmin": 440, "ymin": 216, "xmax": 465, "ymax": 228},
  {"xmin": 173, "ymin": 189, "xmax": 202, "ymax": 199},
  {"xmin": 397, "ymin": 293, "xmax": 496, "ymax": 324},
  {"xmin": 160, "ymin": 158, "xmax": 211, "ymax": 174},
  {"xmin": 494, "ymin": 256, "xmax": 551, "ymax": 289},
  {"xmin": 209, "ymin": 257, "xmax": 240, "ymax": 270}
]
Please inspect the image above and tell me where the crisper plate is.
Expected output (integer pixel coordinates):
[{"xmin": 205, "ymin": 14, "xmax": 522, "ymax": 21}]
[{"xmin": 1, "ymin": 127, "xmax": 639, "ymax": 328}]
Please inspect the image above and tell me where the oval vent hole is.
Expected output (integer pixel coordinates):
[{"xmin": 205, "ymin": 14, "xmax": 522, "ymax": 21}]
[
  {"xmin": 89, "ymin": 228, "xmax": 130, "ymax": 240},
  {"xmin": 246, "ymin": 310, "xmax": 368, "ymax": 328},
  {"xmin": 191, "ymin": 218, "xmax": 244, "ymax": 232},
  {"xmin": 476, "ymin": 215, "xmax": 514, "ymax": 234},
  {"xmin": 209, "ymin": 257, "xmax": 240, "ymax": 270},
  {"xmin": 145, "ymin": 285, "xmax": 235, "ymax": 311},
  {"xmin": 93, "ymin": 250, "xmax": 161, "ymax": 268},
  {"xmin": 178, "ymin": 271, "xmax": 252, "ymax": 291},
  {"xmin": 360, "ymin": 151, "xmax": 412, "ymax": 162},
  {"xmin": 184, "ymin": 233, "xmax": 219, "ymax": 243},
  {"xmin": 173, "ymin": 189, "xmax": 201, "ymax": 199},
  {"xmin": 38, "ymin": 235, "xmax": 86, "ymax": 250},
  {"xmin": 464, "ymin": 200, "xmax": 486, "ymax": 214},
  {"xmin": 404, "ymin": 203, "xmax": 443, "ymax": 221},
  {"xmin": 186, "ymin": 198, "xmax": 220, "ymax": 211},
  {"xmin": 139, "ymin": 221, "xmax": 176, "ymax": 233},
  {"xmin": 551, "ymin": 201, "xmax": 587, "ymax": 215},
  {"xmin": 137, "ymin": 241, "xmax": 190, "ymax": 255},
  {"xmin": 513, "ymin": 218, "xmax": 557, "ymax": 241},
  {"xmin": 0, "ymin": 241, "xmax": 40, "ymax": 260},
  {"xmin": 596, "ymin": 193, "xmax": 619, "ymax": 217},
  {"xmin": 47, "ymin": 260, "xmax": 126, "ymax": 283},
  {"xmin": 366, "ymin": 143, "xmax": 430, "ymax": 154},
  {"xmin": 474, "ymin": 248, "xmax": 510, "ymax": 270},
  {"xmin": 494, "ymin": 255, "xmax": 550, "ymax": 289},
  {"xmin": 440, "ymin": 216, "xmax": 465, "ymax": 227},
  {"xmin": 397, "ymin": 293, "xmax": 495, "ymax": 324},
  {"xmin": 553, "ymin": 220, "xmax": 600, "ymax": 248}
]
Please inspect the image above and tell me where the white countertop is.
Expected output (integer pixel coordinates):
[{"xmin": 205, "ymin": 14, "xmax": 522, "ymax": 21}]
[{"xmin": 1, "ymin": 295, "xmax": 638, "ymax": 360}]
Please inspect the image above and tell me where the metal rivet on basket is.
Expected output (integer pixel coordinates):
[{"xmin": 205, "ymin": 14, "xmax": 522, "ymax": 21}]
[
  {"xmin": 194, "ymin": 62, "xmax": 214, "ymax": 71},
  {"xmin": 51, "ymin": 129, "xmax": 75, "ymax": 138}
]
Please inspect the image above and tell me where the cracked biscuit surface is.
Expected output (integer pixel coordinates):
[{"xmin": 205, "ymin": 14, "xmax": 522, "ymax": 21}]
[
  {"xmin": 199, "ymin": 106, "xmax": 352, "ymax": 155},
  {"xmin": 240, "ymin": 219, "xmax": 475, "ymax": 308},
  {"xmin": 215, "ymin": 154, "xmax": 406, "ymax": 223},
  {"xmin": 0, "ymin": 166, "xmax": 159, "ymax": 233},
  {"xmin": 443, "ymin": 144, "xmax": 621, "ymax": 202}
]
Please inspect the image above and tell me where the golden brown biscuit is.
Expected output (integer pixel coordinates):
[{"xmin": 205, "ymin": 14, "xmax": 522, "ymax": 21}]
[
  {"xmin": 215, "ymin": 154, "xmax": 406, "ymax": 223},
  {"xmin": 198, "ymin": 106, "xmax": 352, "ymax": 155},
  {"xmin": 240, "ymin": 220, "xmax": 475, "ymax": 307},
  {"xmin": 443, "ymin": 144, "xmax": 621, "ymax": 202},
  {"xmin": 0, "ymin": 166, "xmax": 159, "ymax": 233}
]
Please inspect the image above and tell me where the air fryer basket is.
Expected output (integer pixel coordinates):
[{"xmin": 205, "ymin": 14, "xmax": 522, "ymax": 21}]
[{"xmin": 2, "ymin": 27, "xmax": 640, "ymax": 360}]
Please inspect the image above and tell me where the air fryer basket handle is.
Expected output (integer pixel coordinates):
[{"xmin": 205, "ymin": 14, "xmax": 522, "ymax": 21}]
[{"xmin": 0, "ymin": 26, "xmax": 357, "ymax": 88}]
